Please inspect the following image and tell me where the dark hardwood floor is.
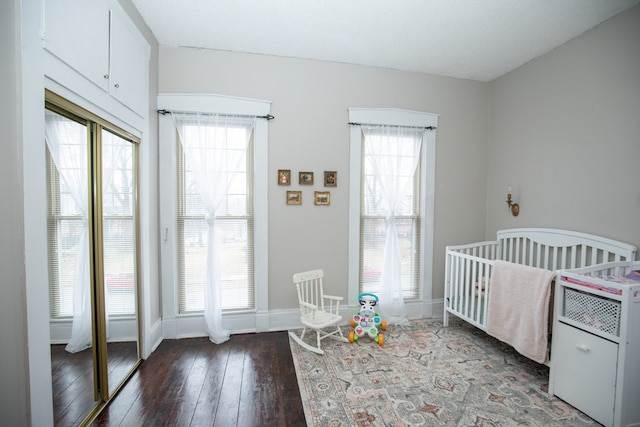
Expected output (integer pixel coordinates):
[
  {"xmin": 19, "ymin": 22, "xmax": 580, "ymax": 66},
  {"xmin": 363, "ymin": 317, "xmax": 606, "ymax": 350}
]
[
  {"xmin": 52, "ymin": 341, "xmax": 140, "ymax": 426},
  {"xmin": 51, "ymin": 345, "xmax": 96, "ymax": 427},
  {"xmin": 91, "ymin": 331, "xmax": 307, "ymax": 427}
]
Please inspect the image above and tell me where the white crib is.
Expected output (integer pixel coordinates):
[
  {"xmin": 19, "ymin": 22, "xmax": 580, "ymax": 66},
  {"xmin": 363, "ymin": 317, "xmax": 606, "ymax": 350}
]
[{"xmin": 443, "ymin": 228, "xmax": 637, "ymax": 359}]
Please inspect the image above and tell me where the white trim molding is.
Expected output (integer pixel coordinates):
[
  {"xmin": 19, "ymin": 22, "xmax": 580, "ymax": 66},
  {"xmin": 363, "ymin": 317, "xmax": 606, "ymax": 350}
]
[
  {"xmin": 348, "ymin": 107, "xmax": 438, "ymax": 128},
  {"xmin": 157, "ymin": 93, "xmax": 272, "ymax": 116},
  {"xmin": 158, "ymin": 92, "xmax": 271, "ymax": 341}
]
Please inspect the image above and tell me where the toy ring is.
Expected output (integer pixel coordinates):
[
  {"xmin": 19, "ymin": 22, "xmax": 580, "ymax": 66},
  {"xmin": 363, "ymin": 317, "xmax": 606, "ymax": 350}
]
[{"xmin": 358, "ymin": 293, "xmax": 379, "ymax": 302}]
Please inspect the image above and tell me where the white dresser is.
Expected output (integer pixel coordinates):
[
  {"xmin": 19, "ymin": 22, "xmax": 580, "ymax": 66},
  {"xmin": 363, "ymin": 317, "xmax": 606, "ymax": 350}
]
[{"xmin": 549, "ymin": 261, "xmax": 640, "ymax": 427}]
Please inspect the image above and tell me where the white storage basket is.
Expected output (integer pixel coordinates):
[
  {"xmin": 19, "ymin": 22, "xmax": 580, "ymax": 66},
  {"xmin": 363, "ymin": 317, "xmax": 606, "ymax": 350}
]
[{"xmin": 562, "ymin": 287, "xmax": 621, "ymax": 337}]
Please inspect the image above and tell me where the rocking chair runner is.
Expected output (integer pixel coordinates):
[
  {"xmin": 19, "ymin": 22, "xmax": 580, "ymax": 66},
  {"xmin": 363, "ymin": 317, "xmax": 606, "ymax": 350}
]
[{"xmin": 288, "ymin": 269, "xmax": 348, "ymax": 354}]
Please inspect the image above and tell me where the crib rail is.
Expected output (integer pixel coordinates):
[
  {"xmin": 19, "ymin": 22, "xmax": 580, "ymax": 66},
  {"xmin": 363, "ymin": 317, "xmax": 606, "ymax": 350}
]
[
  {"xmin": 444, "ymin": 240, "xmax": 498, "ymax": 329},
  {"xmin": 498, "ymin": 228, "xmax": 636, "ymax": 270},
  {"xmin": 559, "ymin": 260, "xmax": 640, "ymax": 282}
]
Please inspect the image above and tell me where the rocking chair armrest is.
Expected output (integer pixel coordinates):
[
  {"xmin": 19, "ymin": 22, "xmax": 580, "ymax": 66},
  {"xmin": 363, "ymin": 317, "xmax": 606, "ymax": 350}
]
[{"xmin": 323, "ymin": 294, "xmax": 343, "ymax": 315}]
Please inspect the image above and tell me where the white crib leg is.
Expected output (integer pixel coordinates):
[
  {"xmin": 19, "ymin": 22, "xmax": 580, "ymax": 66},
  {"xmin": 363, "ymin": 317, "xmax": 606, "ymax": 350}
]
[{"xmin": 443, "ymin": 310, "xmax": 449, "ymax": 327}]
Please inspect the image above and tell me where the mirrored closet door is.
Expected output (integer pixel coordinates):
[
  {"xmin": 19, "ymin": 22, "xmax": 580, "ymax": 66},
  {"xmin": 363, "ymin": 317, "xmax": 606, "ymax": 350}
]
[{"xmin": 45, "ymin": 91, "xmax": 141, "ymax": 426}]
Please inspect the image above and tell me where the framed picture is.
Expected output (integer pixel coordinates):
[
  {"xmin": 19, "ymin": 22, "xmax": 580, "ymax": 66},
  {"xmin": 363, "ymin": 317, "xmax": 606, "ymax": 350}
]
[
  {"xmin": 299, "ymin": 171, "xmax": 314, "ymax": 185},
  {"xmin": 277, "ymin": 169, "xmax": 291, "ymax": 185},
  {"xmin": 324, "ymin": 171, "xmax": 337, "ymax": 187},
  {"xmin": 286, "ymin": 191, "xmax": 302, "ymax": 205},
  {"xmin": 314, "ymin": 191, "xmax": 330, "ymax": 206}
]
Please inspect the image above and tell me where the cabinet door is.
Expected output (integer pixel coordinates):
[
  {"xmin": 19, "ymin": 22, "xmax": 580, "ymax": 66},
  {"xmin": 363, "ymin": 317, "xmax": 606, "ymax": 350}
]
[
  {"xmin": 43, "ymin": 0, "xmax": 110, "ymax": 90},
  {"xmin": 109, "ymin": 7, "xmax": 150, "ymax": 116},
  {"xmin": 553, "ymin": 322, "xmax": 617, "ymax": 426}
]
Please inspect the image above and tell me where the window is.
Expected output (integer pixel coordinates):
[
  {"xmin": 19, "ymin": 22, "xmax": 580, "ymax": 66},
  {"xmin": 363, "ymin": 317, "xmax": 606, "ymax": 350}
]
[
  {"xmin": 158, "ymin": 93, "xmax": 271, "ymax": 334},
  {"xmin": 360, "ymin": 126, "xmax": 422, "ymax": 298},
  {"xmin": 348, "ymin": 108, "xmax": 437, "ymax": 308},
  {"xmin": 175, "ymin": 119, "xmax": 254, "ymax": 312}
]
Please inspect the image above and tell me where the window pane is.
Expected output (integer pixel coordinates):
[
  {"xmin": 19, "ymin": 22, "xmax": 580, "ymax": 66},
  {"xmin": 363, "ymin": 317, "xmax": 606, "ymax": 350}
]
[
  {"xmin": 49, "ymin": 218, "xmax": 85, "ymax": 317},
  {"xmin": 361, "ymin": 217, "xmax": 419, "ymax": 298},
  {"xmin": 359, "ymin": 127, "xmax": 421, "ymax": 299},
  {"xmin": 219, "ymin": 218, "xmax": 253, "ymax": 310},
  {"xmin": 179, "ymin": 218, "xmax": 207, "ymax": 312},
  {"xmin": 362, "ymin": 136, "xmax": 419, "ymax": 216},
  {"xmin": 177, "ymin": 124, "xmax": 254, "ymax": 313}
]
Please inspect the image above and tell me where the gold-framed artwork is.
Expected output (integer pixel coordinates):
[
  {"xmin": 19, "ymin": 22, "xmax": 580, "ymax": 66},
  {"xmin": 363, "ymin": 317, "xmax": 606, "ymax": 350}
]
[
  {"xmin": 314, "ymin": 191, "xmax": 330, "ymax": 206},
  {"xmin": 324, "ymin": 171, "xmax": 337, "ymax": 187},
  {"xmin": 299, "ymin": 171, "xmax": 314, "ymax": 185},
  {"xmin": 286, "ymin": 190, "xmax": 302, "ymax": 205},
  {"xmin": 278, "ymin": 169, "xmax": 291, "ymax": 185}
]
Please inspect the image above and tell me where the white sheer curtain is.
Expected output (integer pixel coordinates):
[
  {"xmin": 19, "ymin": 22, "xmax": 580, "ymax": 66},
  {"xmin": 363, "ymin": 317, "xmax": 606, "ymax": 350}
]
[
  {"xmin": 171, "ymin": 112, "xmax": 255, "ymax": 344},
  {"xmin": 45, "ymin": 110, "xmax": 93, "ymax": 353},
  {"xmin": 361, "ymin": 125, "xmax": 423, "ymax": 325}
]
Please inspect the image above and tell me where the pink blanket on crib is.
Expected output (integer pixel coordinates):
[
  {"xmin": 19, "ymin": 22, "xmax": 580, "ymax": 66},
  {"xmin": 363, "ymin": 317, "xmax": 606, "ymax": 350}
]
[{"xmin": 486, "ymin": 260, "xmax": 555, "ymax": 364}]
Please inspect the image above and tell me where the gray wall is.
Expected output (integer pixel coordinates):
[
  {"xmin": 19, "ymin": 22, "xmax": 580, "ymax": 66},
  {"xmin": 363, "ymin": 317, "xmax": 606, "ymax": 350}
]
[
  {"xmin": 159, "ymin": 49, "xmax": 490, "ymax": 305},
  {"xmin": 0, "ymin": 1, "xmax": 29, "ymax": 425},
  {"xmin": 487, "ymin": 5, "xmax": 640, "ymax": 251}
]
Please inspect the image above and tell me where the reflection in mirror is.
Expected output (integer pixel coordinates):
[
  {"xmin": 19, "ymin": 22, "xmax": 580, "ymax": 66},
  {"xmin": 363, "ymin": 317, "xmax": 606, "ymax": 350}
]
[
  {"xmin": 101, "ymin": 129, "xmax": 140, "ymax": 396},
  {"xmin": 45, "ymin": 109, "xmax": 100, "ymax": 425},
  {"xmin": 45, "ymin": 99, "xmax": 142, "ymax": 425},
  {"xmin": 50, "ymin": 346, "xmax": 97, "ymax": 424}
]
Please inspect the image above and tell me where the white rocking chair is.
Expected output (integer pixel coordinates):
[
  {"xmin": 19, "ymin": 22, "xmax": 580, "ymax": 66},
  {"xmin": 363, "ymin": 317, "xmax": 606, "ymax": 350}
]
[{"xmin": 288, "ymin": 269, "xmax": 348, "ymax": 354}]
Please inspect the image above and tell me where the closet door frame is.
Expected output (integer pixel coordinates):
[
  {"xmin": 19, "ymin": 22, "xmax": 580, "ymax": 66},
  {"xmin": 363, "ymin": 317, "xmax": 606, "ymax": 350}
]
[{"xmin": 45, "ymin": 90, "xmax": 142, "ymax": 425}]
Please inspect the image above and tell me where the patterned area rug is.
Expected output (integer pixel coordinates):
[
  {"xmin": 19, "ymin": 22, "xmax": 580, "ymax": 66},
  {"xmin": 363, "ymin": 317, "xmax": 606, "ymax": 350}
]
[{"xmin": 289, "ymin": 318, "xmax": 599, "ymax": 427}]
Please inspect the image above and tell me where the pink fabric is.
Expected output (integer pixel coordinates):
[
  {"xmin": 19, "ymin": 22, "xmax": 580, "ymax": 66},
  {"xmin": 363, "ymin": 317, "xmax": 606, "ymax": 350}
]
[{"xmin": 486, "ymin": 260, "xmax": 555, "ymax": 364}]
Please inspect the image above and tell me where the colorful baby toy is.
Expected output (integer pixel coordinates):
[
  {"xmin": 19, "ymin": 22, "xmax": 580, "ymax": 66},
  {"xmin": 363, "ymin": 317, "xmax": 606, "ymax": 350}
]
[{"xmin": 349, "ymin": 293, "xmax": 387, "ymax": 346}]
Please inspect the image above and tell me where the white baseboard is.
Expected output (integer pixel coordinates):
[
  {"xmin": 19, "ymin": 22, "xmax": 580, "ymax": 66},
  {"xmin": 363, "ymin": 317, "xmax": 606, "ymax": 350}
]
[
  {"xmin": 147, "ymin": 317, "xmax": 163, "ymax": 357},
  {"xmin": 158, "ymin": 299, "xmax": 444, "ymax": 342},
  {"xmin": 50, "ymin": 316, "xmax": 139, "ymax": 344},
  {"xmin": 48, "ymin": 299, "xmax": 445, "ymax": 354}
]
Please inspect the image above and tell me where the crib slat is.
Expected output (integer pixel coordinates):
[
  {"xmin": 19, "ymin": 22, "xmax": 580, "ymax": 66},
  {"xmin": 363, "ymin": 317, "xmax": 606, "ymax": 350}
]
[
  {"xmin": 482, "ymin": 263, "xmax": 490, "ymax": 325},
  {"xmin": 470, "ymin": 256, "xmax": 478, "ymax": 322},
  {"xmin": 463, "ymin": 258, "xmax": 471, "ymax": 318},
  {"xmin": 591, "ymin": 247, "xmax": 598, "ymax": 265},
  {"xmin": 452, "ymin": 255, "xmax": 459, "ymax": 312}
]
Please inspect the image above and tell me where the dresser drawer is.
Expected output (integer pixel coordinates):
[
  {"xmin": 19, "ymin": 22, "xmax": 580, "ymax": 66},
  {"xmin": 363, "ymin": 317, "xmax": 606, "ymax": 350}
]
[{"xmin": 552, "ymin": 322, "xmax": 617, "ymax": 426}]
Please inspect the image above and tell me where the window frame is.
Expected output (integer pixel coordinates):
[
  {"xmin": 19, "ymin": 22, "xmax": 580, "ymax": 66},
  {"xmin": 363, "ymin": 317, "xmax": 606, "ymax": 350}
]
[{"xmin": 348, "ymin": 108, "xmax": 438, "ymax": 311}]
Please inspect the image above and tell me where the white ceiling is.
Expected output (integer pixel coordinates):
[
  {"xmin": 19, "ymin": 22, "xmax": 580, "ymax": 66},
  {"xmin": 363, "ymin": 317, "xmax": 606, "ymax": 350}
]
[{"xmin": 131, "ymin": 0, "xmax": 640, "ymax": 82}]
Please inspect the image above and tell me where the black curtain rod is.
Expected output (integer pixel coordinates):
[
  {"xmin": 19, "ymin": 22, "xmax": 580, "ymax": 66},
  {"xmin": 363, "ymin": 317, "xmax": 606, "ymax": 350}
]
[
  {"xmin": 349, "ymin": 122, "xmax": 436, "ymax": 130},
  {"xmin": 157, "ymin": 109, "xmax": 274, "ymax": 120}
]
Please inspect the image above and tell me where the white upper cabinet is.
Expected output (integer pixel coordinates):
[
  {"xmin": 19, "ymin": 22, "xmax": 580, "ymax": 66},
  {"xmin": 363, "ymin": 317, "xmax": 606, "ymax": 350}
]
[
  {"xmin": 109, "ymin": 7, "xmax": 150, "ymax": 115},
  {"xmin": 43, "ymin": 0, "xmax": 150, "ymax": 116},
  {"xmin": 43, "ymin": 0, "xmax": 111, "ymax": 92}
]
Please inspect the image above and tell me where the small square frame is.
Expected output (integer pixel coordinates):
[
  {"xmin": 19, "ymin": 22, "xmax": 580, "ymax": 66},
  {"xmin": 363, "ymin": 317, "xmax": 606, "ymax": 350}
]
[
  {"xmin": 278, "ymin": 169, "xmax": 291, "ymax": 185},
  {"xmin": 286, "ymin": 191, "xmax": 302, "ymax": 205},
  {"xmin": 324, "ymin": 171, "xmax": 337, "ymax": 187},
  {"xmin": 314, "ymin": 191, "xmax": 330, "ymax": 206},
  {"xmin": 299, "ymin": 171, "xmax": 314, "ymax": 185}
]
